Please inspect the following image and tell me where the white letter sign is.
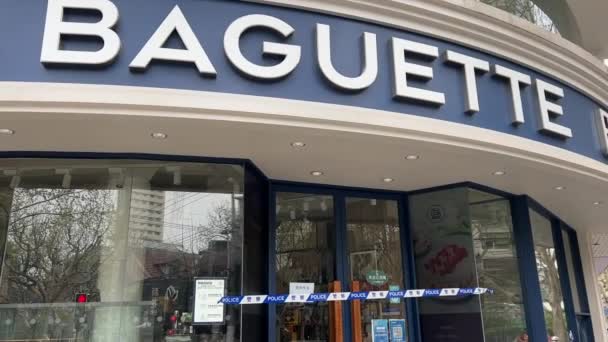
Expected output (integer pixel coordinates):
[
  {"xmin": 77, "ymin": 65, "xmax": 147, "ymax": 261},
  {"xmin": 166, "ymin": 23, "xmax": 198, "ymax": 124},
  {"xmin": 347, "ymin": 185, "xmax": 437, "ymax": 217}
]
[
  {"xmin": 391, "ymin": 38, "xmax": 445, "ymax": 105},
  {"xmin": 535, "ymin": 79, "xmax": 572, "ymax": 138},
  {"xmin": 224, "ymin": 15, "xmax": 301, "ymax": 80},
  {"xmin": 316, "ymin": 23, "xmax": 378, "ymax": 91},
  {"xmin": 493, "ymin": 64, "xmax": 532, "ymax": 125},
  {"xmin": 41, "ymin": 0, "xmax": 121, "ymax": 65},
  {"xmin": 445, "ymin": 50, "xmax": 489, "ymax": 113},
  {"xmin": 130, "ymin": 6, "xmax": 216, "ymax": 76},
  {"xmin": 597, "ymin": 109, "xmax": 608, "ymax": 157}
]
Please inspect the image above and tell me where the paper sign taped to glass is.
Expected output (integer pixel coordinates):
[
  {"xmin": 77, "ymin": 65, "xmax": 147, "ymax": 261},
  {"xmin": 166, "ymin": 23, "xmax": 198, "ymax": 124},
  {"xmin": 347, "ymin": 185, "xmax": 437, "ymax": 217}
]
[
  {"xmin": 372, "ymin": 319, "xmax": 390, "ymax": 342},
  {"xmin": 193, "ymin": 278, "xmax": 225, "ymax": 324},
  {"xmin": 389, "ymin": 319, "xmax": 407, "ymax": 342}
]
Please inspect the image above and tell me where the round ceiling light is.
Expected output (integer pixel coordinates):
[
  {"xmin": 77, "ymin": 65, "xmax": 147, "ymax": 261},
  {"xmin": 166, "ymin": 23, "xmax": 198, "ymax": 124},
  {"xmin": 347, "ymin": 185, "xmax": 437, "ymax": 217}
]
[
  {"xmin": 0, "ymin": 128, "xmax": 15, "ymax": 135},
  {"xmin": 310, "ymin": 171, "xmax": 324, "ymax": 177},
  {"xmin": 593, "ymin": 201, "xmax": 603, "ymax": 206},
  {"xmin": 383, "ymin": 177, "xmax": 394, "ymax": 183},
  {"xmin": 492, "ymin": 171, "xmax": 506, "ymax": 176},
  {"xmin": 554, "ymin": 186, "xmax": 565, "ymax": 191},
  {"xmin": 405, "ymin": 155, "xmax": 420, "ymax": 160},
  {"xmin": 291, "ymin": 141, "xmax": 306, "ymax": 148},
  {"xmin": 151, "ymin": 132, "xmax": 168, "ymax": 139}
]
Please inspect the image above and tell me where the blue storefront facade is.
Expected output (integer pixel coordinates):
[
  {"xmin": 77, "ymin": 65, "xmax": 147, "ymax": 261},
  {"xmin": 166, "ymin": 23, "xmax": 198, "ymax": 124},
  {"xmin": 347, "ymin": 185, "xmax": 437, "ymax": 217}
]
[{"xmin": 0, "ymin": 0, "xmax": 607, "ymax": 341}]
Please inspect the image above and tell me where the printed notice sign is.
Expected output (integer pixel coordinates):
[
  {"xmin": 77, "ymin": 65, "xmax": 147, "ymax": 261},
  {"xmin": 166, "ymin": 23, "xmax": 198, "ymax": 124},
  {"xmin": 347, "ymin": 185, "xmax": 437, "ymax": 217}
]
[
  {"xmin": 193, "ymin": 278, "xmax": 225, "ymax": 324},
  {"xmin": 389, "ymin": 319, "xmax": 407, "ymax": 342},
  {"xmin": 371, "ymin": 319, "xmax": 389, "ymax": 342},
  {"xmin": 289, "ymin": 282, "xmax": 315, "ymax": 295}
]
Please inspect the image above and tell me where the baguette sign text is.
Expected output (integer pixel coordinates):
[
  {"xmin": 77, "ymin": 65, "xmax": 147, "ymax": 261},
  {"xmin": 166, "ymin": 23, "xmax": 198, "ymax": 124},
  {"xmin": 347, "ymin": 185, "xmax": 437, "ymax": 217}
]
[{"xmin": 34, "ymin": 0, "xmax": 608, "ymax": 155}]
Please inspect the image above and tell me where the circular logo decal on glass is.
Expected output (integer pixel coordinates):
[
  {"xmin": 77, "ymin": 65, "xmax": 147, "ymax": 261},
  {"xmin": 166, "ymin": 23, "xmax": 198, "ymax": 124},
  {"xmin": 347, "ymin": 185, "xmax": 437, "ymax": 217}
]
[{"xmin": 426, "ymin": 205, "xmax": 445, "ymax": 223}]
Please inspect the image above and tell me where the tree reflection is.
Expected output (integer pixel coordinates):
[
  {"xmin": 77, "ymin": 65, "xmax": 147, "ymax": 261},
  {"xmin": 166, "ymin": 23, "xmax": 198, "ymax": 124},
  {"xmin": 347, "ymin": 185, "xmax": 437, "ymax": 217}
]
[
  {"xmin": 0, "ymin": 188, "xmax": 116, "ymax": 340},
  {"xmin": 1, "ymin": 188, "xmax": 116, "ymax": 304},
  {"xmin": 536, "ymin": 248, "xmax": 568, "ymax": 340},
  {"xmin": 481, "ymin": 0, "xmax": 558, "ymax": 32}
]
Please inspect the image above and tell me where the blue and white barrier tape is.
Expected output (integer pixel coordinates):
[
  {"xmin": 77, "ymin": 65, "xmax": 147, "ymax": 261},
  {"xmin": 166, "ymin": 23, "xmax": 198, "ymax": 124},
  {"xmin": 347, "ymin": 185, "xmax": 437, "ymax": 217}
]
[{"xmin": 218, "ymin": 287, "xmax": 493, "ymax": 305}]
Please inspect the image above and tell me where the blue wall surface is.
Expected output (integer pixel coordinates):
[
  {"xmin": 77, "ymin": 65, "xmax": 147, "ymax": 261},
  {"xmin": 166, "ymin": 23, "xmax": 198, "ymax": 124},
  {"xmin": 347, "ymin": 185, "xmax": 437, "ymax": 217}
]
[{"xmin": 0, "ymin": 0, "xmax": 606, "ymax": 163}]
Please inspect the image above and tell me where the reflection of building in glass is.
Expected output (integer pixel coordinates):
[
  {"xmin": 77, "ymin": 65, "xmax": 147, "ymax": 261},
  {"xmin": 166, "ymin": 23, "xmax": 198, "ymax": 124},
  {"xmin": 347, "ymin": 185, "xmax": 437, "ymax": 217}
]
[{"xmin": 130, "ymin": 189, "xmax": 166, "ymax": 242}]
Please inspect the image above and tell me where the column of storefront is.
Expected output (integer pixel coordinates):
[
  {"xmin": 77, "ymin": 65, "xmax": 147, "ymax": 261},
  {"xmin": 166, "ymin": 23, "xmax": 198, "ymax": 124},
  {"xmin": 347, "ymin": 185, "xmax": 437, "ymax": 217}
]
[{"xmin": 578, "ymin": 231, "xmax": 608, "ymax": 342}]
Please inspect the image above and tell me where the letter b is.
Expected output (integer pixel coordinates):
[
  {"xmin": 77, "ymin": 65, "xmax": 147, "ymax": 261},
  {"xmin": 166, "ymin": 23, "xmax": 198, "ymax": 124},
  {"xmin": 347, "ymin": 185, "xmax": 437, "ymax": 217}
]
[{"xmin": 41, "ymin": 0, "xmax": 121, "ymax": 65}]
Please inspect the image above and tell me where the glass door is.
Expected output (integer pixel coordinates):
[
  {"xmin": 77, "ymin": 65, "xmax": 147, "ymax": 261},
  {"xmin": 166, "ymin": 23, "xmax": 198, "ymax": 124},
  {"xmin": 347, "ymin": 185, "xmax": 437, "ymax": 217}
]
[
  {"xmin": 274, "ymin": 192, "xmax": 336, "ymax": 342},
  {"xmin": 345, "ymin": 197, "xmax": 407, "ymax": 342}
]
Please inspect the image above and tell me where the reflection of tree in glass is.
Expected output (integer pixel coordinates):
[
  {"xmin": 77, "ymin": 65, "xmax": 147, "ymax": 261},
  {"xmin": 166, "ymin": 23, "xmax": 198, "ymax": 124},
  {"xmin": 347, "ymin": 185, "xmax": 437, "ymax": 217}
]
[
  {"xmin": 481, "ymin": 0, "xmax": 557, "ymax": 32},
  {"xmin": 349, "ymin": 223, "xmax": 402, "ymax": 288},
  {"xmin": 276, "ymin": 218, "xmax": 327, "ymax": 291},
  {"xmin": 471, "ymin": 201, "xmax": 526, "ymax": 341},
  {"xmin": 536, "ymin": 247, "xmax": 567, "ymax": 341},
  {"xmin": 0, "ymin": 188, "xmax": 116, "ymax": 340},
  {"xmin": 1, "ymin": 188, "xmax": 116, "ymax": 305},
  {"xmin": 135, "ymin": 199, "xmax": 240, "ymax": 281}
]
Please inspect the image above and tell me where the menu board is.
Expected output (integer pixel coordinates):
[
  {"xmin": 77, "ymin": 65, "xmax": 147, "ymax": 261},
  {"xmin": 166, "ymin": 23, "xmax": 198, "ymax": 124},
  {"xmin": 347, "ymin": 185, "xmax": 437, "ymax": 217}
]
[{"xmin": 192, "ymin": 278, "xmax": 225, "ymax": 325}]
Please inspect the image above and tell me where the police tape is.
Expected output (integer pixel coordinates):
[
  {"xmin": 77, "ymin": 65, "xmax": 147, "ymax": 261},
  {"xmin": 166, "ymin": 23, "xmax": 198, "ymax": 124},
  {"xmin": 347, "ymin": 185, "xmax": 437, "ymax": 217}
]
[{"xmin": 218, "ymin": 288, "xmax": 493, "ymax": 305}]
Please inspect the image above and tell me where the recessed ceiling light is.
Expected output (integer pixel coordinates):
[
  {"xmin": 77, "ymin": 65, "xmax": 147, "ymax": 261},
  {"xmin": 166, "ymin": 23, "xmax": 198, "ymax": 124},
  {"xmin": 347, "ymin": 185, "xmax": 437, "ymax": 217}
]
[
  {"xmin": 151, "ymin": 132, "xmax": 168, "ymax": 139},
  {"xmin": 383, "ymin": 177, "xmax": 394, "ymax": 183},
  {"xmin": 310, "ymin": 171, "xmax": 324, "ymax": 177},
  {"xmin": 405, "ymin": 155, "xmax": 420, "ymax": 160},
  {"xmin": 291, "ymin": 141, "xmax": 306, "ymax": 148},
  {"xmin": 0, "ymin": 129, "xmax": 15, "ymax": 135},
  {"xmin": 492, "ymin": 171, "xmax": 506, "ymax": 176},
  {"xmin": 593, "ymin": 201, "xmax": 603, "ymax": 206},
  {"xmin": 554, "ymin": 186, "xmax": 565, "ymax": 191}
]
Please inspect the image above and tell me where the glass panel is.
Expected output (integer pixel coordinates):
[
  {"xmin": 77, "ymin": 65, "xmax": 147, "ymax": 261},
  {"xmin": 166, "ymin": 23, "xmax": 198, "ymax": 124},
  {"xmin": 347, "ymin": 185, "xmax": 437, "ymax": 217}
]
[
  {"xmin": 410, "ymin": 188, "xmax": 526, "ymax": 342},
  {"xmin": 562, "ymin": 230, "xmax": 582, "ymax": 313},
  {"xmin": 275, "ymin": 193, "xmax": 334, "ymax": 342},
  {"xmin": 576, "ymin": 315, "xmax": 593, "ymax": 342},
  {"xmin": 480, "ymin": 0, "xmax": 558, "ymax": 33},
  {"xmin": 125, "ymin": 164, "xmax": 244, "ymax": 341},
  {"xmin": 470, "ymin": 193, "xmax": 526, "ymax": 342},
  {"xmin": 345, "ymin": 197, "xmax": 405, "ymax": 342},
  {"xmin": 0, "ymin": 160, "xmax": 245, "ymax": 342},
  {"xmin": 410, "ymin": 188, "xmax": 485, "ymax": 342},
  {"xmin": 529, "ymin": 209, "xmax": 568, "ymax": 342}
]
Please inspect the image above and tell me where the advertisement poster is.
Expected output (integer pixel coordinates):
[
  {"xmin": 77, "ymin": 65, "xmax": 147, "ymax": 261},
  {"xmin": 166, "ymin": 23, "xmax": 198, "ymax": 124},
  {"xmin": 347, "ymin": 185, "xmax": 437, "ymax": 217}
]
[
  {"xmin": 389, "ymin": 319, "xmax": 407, "ymax": 342},
  {"xmin": 192, "ymin": 278, "xmax": 225, "ymax": 325},
  {"xmin": 371, "ymin": 319, "xmax": 389, "ymax": 342},
  {"xmin": 409, "ymin": 189, "xmax": 484, "ymax": 341}
]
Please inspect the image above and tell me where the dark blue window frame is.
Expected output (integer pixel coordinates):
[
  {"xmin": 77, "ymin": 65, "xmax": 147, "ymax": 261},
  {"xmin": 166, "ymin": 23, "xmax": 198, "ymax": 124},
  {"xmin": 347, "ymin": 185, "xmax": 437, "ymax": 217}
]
[
  {"xmin": 562, "ymin": 223, "xmax": 595, "ymax": 342},
  {"xmin": 0, "ymin": 152, "xmax": 596, "ymax": 342},
  {"xmin": 269, "ymin": 181, "xmax": 415, "ymax": 342},
  {"xmin": 527, "ymin": 197, "xmax": 596, "ymax": 342}
]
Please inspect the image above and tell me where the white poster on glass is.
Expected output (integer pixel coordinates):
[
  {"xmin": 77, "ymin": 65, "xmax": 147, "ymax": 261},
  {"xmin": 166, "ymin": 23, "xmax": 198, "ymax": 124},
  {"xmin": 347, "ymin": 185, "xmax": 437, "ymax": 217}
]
[
  {"xmin": 289, "ymin": 282, "xmax": 315, "ymax": 294},
  {"xmin": 193, "ymin": 278, "xmax": 225, "ymax": 324}
]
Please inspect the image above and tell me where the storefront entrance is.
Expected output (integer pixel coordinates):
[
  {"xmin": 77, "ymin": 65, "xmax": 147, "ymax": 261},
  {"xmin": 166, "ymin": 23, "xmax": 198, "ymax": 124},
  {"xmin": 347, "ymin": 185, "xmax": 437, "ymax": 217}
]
[
  {"xmin": 0, "ymin": 157, "xmax": 595, "ymax": 342},
  {"xmin": 271, "ymin": 185, "xmax": 412, "ymax": 342}
]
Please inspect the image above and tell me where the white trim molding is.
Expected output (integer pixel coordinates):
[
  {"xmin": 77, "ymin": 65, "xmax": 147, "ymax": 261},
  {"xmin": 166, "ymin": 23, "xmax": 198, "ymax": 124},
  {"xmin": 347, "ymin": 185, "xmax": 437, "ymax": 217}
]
[
  {"xmin": 1, "ymin": 82, "xmax": 607, "ymax": 183},
  {"xmin": 246, "ymin": 0, "xmax": 608, "ymax": 107}
]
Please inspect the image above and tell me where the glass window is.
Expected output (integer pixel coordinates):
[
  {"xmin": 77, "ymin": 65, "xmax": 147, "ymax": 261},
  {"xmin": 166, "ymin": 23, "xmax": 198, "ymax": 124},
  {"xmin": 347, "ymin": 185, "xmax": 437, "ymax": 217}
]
[
  {"xmin": 480, "ymin": 0, "xmax": 558, "ymax": 33},
  {"xmin": 345, "ymin": 197, "xmax": 405, "ymax": 342},
  {"xmin": 561, "ymin": 230, "xmax": 582, "ymax": 313},
  {"xmin": 275, "ymin": 193, "xmax": 334, "ymax": 342},
  {"xmin": 0, "ymin": 160, "xmax": 245, "ymax": 342},
  {"xmin": 529, "ymin": 209, "xmax": 568, "ymax": 342},
  {"xmin": 469, "ymin": 190, "xmax": 526, "ymax": 342},
  {"xmin": 410, "ymin": 188, "xmax": 485, "ymax": 342},
  {"xmin": 410, "ymin": 188, "xmax": 526, "ymax": 342}
]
